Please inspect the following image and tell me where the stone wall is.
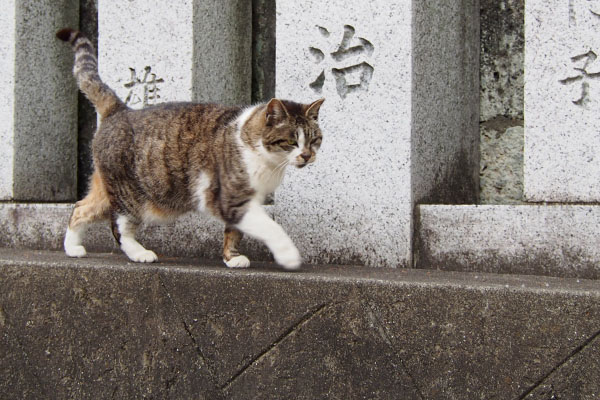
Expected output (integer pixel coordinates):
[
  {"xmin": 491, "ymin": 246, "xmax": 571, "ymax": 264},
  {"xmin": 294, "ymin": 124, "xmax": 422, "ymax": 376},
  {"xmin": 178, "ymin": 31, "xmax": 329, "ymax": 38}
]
[{"xmin": 75, "ymin": 1, "xmax": 526, "ymax": 205}]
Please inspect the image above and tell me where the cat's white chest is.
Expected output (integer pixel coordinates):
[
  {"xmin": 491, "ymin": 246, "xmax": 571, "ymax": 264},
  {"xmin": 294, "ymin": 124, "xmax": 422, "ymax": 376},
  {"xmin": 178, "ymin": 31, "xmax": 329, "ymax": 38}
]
[{"xmin": 246, "ymin": 154, "xmax": 286, "ymax": 199}]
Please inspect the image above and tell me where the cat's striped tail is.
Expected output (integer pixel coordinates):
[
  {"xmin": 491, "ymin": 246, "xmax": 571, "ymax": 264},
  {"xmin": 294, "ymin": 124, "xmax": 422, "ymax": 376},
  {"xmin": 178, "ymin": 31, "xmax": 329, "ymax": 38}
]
[{"xmin": 56, "ymin": 28, "xmax": 125, "ymax": 119}]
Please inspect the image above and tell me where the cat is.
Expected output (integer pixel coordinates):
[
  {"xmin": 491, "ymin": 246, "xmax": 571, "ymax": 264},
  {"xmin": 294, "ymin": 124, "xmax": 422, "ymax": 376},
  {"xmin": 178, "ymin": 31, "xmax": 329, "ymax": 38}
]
[{"xmin": 56, "ymin": 28, "xmax": 324, "ymax": 270}]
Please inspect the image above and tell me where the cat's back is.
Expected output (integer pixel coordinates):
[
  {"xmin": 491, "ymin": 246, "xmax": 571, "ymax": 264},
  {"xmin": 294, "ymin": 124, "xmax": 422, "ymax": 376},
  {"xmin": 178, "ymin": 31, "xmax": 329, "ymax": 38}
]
[
  {"xmin": 94, "ymin": 102, "xmax": 242, "ymax": 162},
  {"xmin": 126, "ymin": 102, "xmax": 241, "ymax": 140},
  {"xmin": 92, "ymin": 101, "xmax": 244, "ymax": 212}
]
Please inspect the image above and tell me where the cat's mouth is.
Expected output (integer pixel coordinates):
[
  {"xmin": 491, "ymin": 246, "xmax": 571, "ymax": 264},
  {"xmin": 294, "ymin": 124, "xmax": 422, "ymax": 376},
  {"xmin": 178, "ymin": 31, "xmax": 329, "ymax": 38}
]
[{"xmin": 295, "ymin": 159, "xmax": 315, "ymax": 168}]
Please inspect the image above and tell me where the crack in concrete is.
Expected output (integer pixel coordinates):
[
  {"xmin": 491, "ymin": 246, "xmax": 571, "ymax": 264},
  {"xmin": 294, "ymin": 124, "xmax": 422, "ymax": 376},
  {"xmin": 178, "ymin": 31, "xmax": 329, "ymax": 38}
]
[
  {"xmin": 362, "ymin": 299, "xmax": 426, "ymax": 400},
  {"xmin": 220, "ymin": 302, "xmax": 330, "ymax": 391},
  {"xmin": 518, "ymin": 327, "xmax": 600, "ymax": 399},
  {"xmin": 110, "ymin": 385, "xmax": 118, "ymax": 399},
  {"xmin": 157, "ymin": 274, "xmax": 225, "ymax": 400}
]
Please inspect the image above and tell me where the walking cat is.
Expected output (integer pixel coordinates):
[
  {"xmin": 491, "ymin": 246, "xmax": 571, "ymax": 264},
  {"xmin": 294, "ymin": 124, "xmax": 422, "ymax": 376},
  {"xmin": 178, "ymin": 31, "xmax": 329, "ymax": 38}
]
[{"xmin": 56, "ymin": 28, "xmax": 324, "ymax": 270}]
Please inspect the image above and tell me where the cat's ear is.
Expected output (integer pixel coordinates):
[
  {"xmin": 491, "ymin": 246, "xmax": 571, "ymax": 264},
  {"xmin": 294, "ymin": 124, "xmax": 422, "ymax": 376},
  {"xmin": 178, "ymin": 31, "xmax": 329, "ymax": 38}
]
[
  {"xmin": 305, "ymin": 98, "xmax": 325, "ymax": 121},
  {"xmin": 265, "ymin": 98, "xmax": 289, "ymax": 126}
]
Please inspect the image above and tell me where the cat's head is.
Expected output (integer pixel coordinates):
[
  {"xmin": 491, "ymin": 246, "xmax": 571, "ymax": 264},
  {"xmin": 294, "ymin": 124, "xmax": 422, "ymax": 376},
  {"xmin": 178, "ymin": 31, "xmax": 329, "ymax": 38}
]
[{"xmin": 256, "ymin": 98, "xmax": 325, "ymax": 168}]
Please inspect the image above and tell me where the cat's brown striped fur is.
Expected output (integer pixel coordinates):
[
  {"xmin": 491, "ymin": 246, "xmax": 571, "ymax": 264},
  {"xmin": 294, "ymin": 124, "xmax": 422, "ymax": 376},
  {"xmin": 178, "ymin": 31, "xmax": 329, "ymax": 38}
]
[{"xmin": 57, "ymin": 28, "xmax": 324, "ymax": 269}]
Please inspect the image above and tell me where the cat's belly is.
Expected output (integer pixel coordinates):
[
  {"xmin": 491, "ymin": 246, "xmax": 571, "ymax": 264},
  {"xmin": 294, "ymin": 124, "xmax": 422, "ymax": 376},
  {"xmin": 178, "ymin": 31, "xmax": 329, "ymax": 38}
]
[{"xmin": 141, "ymin": 201, "xmax": 187, "ymax": 224}]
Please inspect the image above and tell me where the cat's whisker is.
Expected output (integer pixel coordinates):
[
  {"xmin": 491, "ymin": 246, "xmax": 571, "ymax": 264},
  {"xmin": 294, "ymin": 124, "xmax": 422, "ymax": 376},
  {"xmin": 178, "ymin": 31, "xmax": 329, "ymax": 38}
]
[
  {"xmin": 265, "ymin": 158, "xmax": 289, "ymax": 183},
  {"xmin": 274, "ymin": 160, "xmax": 290, "ymax": 179}
]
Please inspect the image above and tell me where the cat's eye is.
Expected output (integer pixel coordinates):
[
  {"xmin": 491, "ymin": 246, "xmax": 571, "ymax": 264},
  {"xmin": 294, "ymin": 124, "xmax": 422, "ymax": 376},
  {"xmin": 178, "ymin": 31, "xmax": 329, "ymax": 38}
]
[{"xmin": 272, "ymin": 138, "xmax": 297, "ymax": 148}]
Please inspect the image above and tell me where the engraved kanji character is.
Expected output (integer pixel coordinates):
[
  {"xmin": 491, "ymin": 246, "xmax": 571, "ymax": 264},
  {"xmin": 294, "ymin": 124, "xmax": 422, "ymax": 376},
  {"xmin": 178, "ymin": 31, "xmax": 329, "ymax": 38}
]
[
  {"xmin": 124, "ymin": 66, "xmax": 164, "ymax": 107},
  {"xmin": 559, "ymin": 50, "xmax": 600, "ymax": 106},
  {"xmin": 308, "ymin": 25, "xmax": 375, "ymax": 99}
]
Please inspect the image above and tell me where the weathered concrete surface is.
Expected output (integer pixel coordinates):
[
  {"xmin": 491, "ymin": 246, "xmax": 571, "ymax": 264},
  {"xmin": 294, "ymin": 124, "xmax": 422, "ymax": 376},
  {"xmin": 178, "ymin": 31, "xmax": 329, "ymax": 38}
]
[
  {"xmin": 524, "ymin": 333, "xmax": 600, "ymax": 399},
  {"xmin": 1, "ymin": 249, "xmax": 599, "ymax": 399},
  {"xmin": 418, "ymin": 204, "xmax": 600, "ymax": 279}
]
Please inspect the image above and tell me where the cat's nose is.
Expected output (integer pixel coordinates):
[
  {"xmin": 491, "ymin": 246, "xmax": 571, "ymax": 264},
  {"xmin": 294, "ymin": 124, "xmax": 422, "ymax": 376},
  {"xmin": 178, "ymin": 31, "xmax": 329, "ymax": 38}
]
[{"xmin": 300, "ymin": 152, "xmax": 311, "ymax": 162}]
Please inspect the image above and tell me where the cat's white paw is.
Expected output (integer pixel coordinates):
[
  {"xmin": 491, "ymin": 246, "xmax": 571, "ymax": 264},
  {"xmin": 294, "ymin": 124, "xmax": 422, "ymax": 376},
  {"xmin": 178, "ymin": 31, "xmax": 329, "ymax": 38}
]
[
  {"xmin": 128, "ymin": 250, "xmax": 158, "ymax": 263},
  {"xmin": 274, "ymin": 244, "xmax": 302, "ymax": 270},
  {"xmin": 65, "ymin": 227, "xmax": 86, "ymax": 257},
  {"xmin": 225, "ymin": 255, "xmax": 251, "ymax": 268},
  {"xmin": 65, "ymin": 245, "xmax": 87, "ymax": 258}
]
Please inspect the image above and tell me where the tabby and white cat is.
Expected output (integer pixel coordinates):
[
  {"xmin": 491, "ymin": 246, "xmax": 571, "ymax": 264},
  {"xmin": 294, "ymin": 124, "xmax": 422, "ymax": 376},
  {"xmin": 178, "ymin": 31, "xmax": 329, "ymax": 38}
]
[{"xmin": 57, "ymin": 28, "xmax": 324, "ymax": 270}]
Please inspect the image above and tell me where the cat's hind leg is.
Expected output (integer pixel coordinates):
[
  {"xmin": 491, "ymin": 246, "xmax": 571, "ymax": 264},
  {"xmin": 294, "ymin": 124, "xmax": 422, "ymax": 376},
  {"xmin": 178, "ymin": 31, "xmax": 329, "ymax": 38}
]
[
  {"xmin": 223, "ymin": 226, "xmax": 250, "ymax": 268},
  {"xmin": 112, "ymin": 214, "xmax": 158, "ymax": 263},
  {"xmin": 64, "ymin": 170, "xmax": 110, "ymax": 257}
]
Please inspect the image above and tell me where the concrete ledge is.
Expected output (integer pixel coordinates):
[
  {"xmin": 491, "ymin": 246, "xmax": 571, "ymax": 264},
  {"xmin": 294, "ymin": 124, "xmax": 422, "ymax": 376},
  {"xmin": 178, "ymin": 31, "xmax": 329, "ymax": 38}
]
[
  {"xmin": 417, "ymin": 205, "xmax": 600, "ymax": 279},
  {"xmin": 1, "ymin": 249, "xmax": 599, "ymax": 399}
]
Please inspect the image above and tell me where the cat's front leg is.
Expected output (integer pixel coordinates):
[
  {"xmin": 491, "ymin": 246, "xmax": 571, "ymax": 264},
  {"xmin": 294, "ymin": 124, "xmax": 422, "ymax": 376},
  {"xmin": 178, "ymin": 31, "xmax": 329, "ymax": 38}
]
[
  {"xmin": 223, "ymin": 226, "xmax": 250, "ymax": 268},
  {"xmin": 235, "ymin": 202, "xmax": 301, "ymax": 270}
]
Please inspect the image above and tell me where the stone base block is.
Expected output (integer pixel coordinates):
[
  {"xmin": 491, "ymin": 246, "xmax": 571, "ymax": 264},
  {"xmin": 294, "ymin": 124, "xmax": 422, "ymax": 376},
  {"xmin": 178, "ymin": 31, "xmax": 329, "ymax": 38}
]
[
  {"xmin": 418, "ymin": 204, "xmax": 600, "ymax": 279},
  {"xmin": 0, "ymin": 203, "xmax": 271, "ymax": 263}
]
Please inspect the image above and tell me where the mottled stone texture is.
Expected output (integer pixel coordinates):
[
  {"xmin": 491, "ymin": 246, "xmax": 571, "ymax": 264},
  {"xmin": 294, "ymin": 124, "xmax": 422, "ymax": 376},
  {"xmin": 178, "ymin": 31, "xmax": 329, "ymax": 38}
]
[
  {"xmin": 480, "ymin": 121, "xmax": 524, "ymax": 203},
  {"xmin": 98, "ymin": 0, "xmax": 251, "ymax": 108},
  {"xmin": 192, "ymin": 0, "xmax": 252, "ymax": 105},
  {"xmin": 417, "ymin": 204, "xmax": 600, "ymax": 279},
  {"xmin": 77, "ymin": 0, "xmax": 98, "ymax": 199},
  {"xmin": 525, "ymin": 0, "xmax": 600, "ymax": 201},
  {"xmin": 0, "ymin": 0, "xmax": 79, "ymax": 201},
  {"xmin": 275, "ymin": 0, "xmax": 479, "ymax": 267},
  {"xmin": 480, "ymin": 0, "xmax": 524, "ymax": 121},
  {"xmin": 412, "ymin": 0, "xmax": 480, "ymax": 205},
  {"xmin": 479, "ymin": 0, "xmax": 524, "ymax": 204},
  {"xmin": 1, "ymin": 249, "xmax": 599, "ymax": 399},
  {"xmin": 251, "ymin": 0, "xmax": 275, "ymax": 103}
]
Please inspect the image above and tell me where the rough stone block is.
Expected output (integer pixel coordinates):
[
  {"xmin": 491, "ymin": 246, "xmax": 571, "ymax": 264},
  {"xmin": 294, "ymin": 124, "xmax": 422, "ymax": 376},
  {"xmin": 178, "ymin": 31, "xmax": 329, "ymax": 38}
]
[
  {"xmin": 98, "ymin": 0, "xmax": 251, "ymax": 108},
  {"xmin": 417, "ymin": 204, "xmax": 600, "ymax": 279},
  {"xmin": 480, "ymin": 0, "xmax": 524, "ymax": 121},
  {"xmin": 274, "ymin": 0, "xmax": 479, "ymax": 267},
  {"xmin": 525, "ymin": 0, "xmax": 600, "ymax": 201},
  {"xmin": 0, "ymin": 1, "xmax": 78, "ymax": 201},
  {"xmin": 479, "ymin": 0, "xmax": 525, "ymax": 205},
  {"xmin": 480, "ymin": 122, "xmax": 524, "ymax": 204}
]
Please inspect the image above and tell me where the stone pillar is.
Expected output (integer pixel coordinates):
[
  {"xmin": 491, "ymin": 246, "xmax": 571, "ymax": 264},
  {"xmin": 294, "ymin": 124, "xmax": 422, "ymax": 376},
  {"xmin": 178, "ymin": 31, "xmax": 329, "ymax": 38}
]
[
  {"xmin": 98, "ymin": 0, "xmax": 251, "ymax": 108},
  {"xmin": 525, "ymin": 1, "xmax": 600, "ymax": 202},
  {"xmin": 0, "ymin": 0, "xmax": 79, "ymax": 201},
  {"xmin": 275, "ymin": 0, "xmax": 480, "ymax": 267}
]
